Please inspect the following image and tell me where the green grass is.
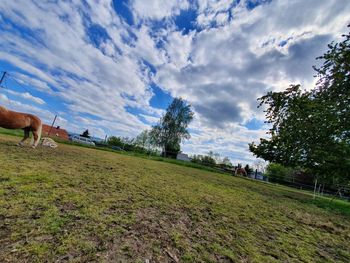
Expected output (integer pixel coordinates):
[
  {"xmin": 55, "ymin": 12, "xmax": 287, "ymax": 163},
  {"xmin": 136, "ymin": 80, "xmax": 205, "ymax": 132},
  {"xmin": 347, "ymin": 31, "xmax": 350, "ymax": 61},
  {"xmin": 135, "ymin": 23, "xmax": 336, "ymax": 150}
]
[
  {"xmin": 0, "ymin": 127, "xmax": 24, "ymax": 137},
  {"xmin": 0, "ymin": 127, "xmax": 225, "ymax": 174},
  {"xmin": 0, "ymin": 134, "xmax": 350, "ymax": 262}
]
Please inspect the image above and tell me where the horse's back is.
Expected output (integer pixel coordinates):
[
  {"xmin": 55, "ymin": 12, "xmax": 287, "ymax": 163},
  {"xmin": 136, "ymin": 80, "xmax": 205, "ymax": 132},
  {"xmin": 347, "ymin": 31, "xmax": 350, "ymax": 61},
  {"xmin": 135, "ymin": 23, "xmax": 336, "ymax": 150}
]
[{"xmin": 0, "ymin": 109, "xmax": 41, "ymax": 129}]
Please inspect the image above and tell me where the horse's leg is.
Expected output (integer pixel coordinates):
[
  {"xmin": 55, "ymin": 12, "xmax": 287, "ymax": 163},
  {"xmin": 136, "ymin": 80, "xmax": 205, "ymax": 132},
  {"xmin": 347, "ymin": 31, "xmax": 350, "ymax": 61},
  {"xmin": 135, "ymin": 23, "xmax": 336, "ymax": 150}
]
[
  {"xmin": 32, "ymin": 122, "xmax": 43, "ymax": 148},
  {"xmin": 18, "ymin": 128, "xmax": 30, "ymax": 146},
  {"xmin": 32, "ymin": 130, "xmax": 39, "ymax": 148}
]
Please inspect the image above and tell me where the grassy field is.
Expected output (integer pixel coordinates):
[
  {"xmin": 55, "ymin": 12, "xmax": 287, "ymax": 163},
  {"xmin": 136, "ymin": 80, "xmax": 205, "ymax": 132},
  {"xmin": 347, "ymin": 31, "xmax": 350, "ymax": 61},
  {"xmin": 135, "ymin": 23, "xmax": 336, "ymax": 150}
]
[
  {"xmin": 0, "ymin": 128, "xmax": 227, "ymax": 175},
  {"xmin": 0, "ymin": 134, "xmax": 350, "ymax": 263}
]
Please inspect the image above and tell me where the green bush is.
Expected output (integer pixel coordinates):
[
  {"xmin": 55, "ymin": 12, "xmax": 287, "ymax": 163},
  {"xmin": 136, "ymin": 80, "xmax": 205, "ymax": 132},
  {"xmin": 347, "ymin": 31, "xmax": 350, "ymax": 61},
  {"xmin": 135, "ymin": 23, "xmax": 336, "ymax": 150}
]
[{"xmin": 265, "ymin": 163, "xmax": 293, "ymax": 182}]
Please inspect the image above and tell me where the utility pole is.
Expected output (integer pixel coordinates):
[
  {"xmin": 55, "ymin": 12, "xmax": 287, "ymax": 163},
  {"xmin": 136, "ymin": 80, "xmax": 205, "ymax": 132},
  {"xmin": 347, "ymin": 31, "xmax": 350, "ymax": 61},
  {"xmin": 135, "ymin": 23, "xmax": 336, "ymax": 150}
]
[
  {"xmin": 48, "ymin": 115, "xmax": 57, "ymax": 136},
  {"xmin": 313, "ymin": 178, "xmax": 318, "ymax": 199},
  {"xmin": 0, "ymin": 71, "xmax": 7, "ymax": 86}
]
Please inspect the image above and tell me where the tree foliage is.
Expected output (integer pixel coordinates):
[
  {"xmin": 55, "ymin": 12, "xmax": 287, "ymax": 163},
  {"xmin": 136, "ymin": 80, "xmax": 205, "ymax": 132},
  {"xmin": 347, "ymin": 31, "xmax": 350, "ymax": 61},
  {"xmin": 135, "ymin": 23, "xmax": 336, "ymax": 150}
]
[
  {"xmin": 265, "ymin": 163, "xmax": 294, "ymax": 182},
  {"xmin": 191, "ymin": 154, "xmax": 216, "ymax": 167},
  {"xmin": 150, "ymin": 98, "xmax": 194, "ymax": 158},
  {"xmin": 249, "ymin": 26, "xmax": 350, "ymax": 185},
  {"xmin": 253, "ymin": 160, "xmax": 267, "ymax": 173},
  {"xmin": 107, "ymin": 136, "xmax": 123, "ymax": 147},
  {"xmin": 134, "ymin": 130, "xmax": 151, "ymax": 149},
  {"xmin": 191, "ymin": 153, "xmax": 234, "ymax": 170},
  {"xmin": 221, "ymin": 157, "xmax": 233, "ymax": 167}
]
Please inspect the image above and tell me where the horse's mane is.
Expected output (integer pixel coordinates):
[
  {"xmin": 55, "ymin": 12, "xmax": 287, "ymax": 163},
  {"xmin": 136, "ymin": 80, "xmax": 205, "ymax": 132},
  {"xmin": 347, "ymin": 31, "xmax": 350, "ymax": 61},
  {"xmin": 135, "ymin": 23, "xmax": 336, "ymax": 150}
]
[{"xmin": 0, "ymin": 106, "xmax": 8, "ymax": 112}]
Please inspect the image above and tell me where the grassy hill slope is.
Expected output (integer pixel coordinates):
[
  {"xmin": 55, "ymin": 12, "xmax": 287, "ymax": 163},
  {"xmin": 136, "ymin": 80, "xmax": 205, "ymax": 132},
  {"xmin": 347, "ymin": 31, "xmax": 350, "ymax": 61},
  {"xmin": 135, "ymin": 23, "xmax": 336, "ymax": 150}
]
[{"xmin": 0, "ymin": 134, "xmax": 349, "ymax": 262}]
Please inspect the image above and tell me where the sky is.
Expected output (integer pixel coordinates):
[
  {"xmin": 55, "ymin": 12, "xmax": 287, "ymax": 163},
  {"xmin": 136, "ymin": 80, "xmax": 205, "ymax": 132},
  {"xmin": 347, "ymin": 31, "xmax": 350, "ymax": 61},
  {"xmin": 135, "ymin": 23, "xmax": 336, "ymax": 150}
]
[{"xmin": 0, "ymin": 0, "xmax": 349, "ymax": 165}]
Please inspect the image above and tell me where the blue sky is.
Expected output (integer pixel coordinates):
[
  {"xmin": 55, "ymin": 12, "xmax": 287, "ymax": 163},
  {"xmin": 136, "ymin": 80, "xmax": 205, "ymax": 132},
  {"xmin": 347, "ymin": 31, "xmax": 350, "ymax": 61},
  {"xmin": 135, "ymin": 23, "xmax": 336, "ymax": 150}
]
[{"xmin": 0, "ymin": 0, "xmax": 349, "ymax": 165}]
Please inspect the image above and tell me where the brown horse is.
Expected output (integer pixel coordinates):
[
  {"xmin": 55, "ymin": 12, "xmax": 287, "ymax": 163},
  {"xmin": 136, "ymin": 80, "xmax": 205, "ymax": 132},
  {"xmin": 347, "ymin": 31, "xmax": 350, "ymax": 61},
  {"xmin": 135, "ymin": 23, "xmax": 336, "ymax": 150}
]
[
  {"xmin": 235, "ymin": 165, "xmax": 247, "ymax": 176},
  {"xmin": 0, "ymin": 105, "xmax": 42, "ymax": 148}
]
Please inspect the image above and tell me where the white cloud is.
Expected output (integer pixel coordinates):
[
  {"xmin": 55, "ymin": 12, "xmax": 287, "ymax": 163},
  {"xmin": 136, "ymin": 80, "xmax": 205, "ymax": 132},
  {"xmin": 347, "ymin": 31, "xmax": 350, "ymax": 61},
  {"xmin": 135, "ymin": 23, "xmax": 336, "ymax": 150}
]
[
  {"xmin": 139, "ymin": 114, "xmax": 160, "ymax": 124},
  {"xmin": 0, "ymin": 0, "xmax": 154, "ymax": 137},
  {"xmin": 156, "ymin": 0, "xmax": 350, "ymax": 128},
  {"xmin": 131, "ymin": 26, "xmax": 167, "ymax": 66},
  {"xmin": 164, "ymin": 30, "xmax": 194, "ymax": 68},
  {"xmin": 12, "ymin": 72, "xmax": 53, "ymax": 93},
  {"xmin": 3, "ymin": 89, "xmax": 45, "ymax": 105},
  {"xmin": 182, "ymin": 121, "xmax": 268, "ymax": 165},
  {"xmin": 0, "ymin": 95, "xmax": 57, "ymax": 124},
  {"xmin": 0, "ymin": 0, "xmax": 349, "ymax": 163},
  {"xmin": 131, "ymin": 0, "xmax": 190, "ymax": 20}
]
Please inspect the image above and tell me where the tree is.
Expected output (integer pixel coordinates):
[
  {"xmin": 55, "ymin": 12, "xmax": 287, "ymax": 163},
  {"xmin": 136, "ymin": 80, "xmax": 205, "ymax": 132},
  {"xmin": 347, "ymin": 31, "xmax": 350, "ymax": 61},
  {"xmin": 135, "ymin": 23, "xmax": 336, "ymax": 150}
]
[
  {"xmin": 253, "ymin": 160, "xmax": 266, "ymax": 173},
  {"xmin": 107, "ymin": 136, "xmax": 123, "ymax": 147},
  {"xmin": 121, "ymin": 136, "xmax": 134, "ymax": 145},
  {"xmin": 80, "ymin": 129, "xmax": 90, "ymax": 138},
  {"xmin": 265, "ymin": 163, "xmax": 293, "ymax": 183},
  {"xmin": 221, "ymin": 157, "xmax": 233, "ymax": 167},
  {"xmin": 191, "ymin": 154, "xmax": 216, "ymax": 167},
  {"xmin": 133, "ymin": 130, "xmax": 160, "ymax": 154},
  {"xmin": 201, "ymin": 155, "xmax": 216, "ymax": 167},
  {"xmin": 206, "ymin": 151, "xmax": 222, "ymax": 163},
  {"xmin": 134, "ymin": 130, "xmax": 151, "ymax": 149},
  {"xmin": 249, "ymin": 26, "xmax": 350, "ymax": 186},
  {"xmin": 150, "ymin": 98, "xmax": 194, "ymax": 158}
]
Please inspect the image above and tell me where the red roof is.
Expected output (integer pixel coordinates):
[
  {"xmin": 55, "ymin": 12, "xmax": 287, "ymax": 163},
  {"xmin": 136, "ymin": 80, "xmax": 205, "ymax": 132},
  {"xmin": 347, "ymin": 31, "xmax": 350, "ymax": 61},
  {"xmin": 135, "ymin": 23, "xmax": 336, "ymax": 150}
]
[{"xmin": 42, "ymin": 124, "xmax": 69, "ymax": 140}]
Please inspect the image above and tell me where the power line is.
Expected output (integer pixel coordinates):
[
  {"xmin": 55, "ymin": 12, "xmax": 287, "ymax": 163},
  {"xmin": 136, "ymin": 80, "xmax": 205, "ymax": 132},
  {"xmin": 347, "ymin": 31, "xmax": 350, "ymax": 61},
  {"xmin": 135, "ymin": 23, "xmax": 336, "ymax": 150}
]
[
  {"xmin": 7, "ymin": 74, "xmax": 34, "ymax": 96},
  {"xmin": 6, "ymin": 72, "xmax": 59, "ymax": 116},
  {"xmin": 0, "ymin": 71, "xmax": 7, "ymax": 86},
  {"xmin": 0, "ymin": 72, "xmax": 12, "ymax": 107}
]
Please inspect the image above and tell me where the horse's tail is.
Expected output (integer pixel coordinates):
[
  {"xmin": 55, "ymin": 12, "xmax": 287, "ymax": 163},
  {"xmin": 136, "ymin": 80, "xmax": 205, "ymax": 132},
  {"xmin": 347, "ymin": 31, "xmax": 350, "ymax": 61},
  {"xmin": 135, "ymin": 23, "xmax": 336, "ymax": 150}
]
[{"xmin": 31, "ymin": 120, "xmax": 42, "ymax": 146}]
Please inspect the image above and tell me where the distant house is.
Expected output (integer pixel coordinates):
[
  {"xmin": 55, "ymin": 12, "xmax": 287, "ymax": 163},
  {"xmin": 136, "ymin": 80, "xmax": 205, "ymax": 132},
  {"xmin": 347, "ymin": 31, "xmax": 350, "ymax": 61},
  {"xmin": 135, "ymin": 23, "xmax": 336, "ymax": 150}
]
[
  {"xmin": 42, "ymin": 124, "xmax": 69, "ymax": 140},
  {"xmin": 176, "ymin": 152, "xmax": 191, "ymax": 162}
]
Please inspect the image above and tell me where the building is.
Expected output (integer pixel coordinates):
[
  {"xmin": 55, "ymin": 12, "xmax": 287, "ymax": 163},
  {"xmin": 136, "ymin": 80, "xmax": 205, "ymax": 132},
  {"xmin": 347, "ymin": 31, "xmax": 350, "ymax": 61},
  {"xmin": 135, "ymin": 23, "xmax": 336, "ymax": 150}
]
[
  {"xmin": 176, "ymin": 152, "xmax": 191, "ymax": 162},
  {"xmin": 42, "ymin": 124, "xmax": 69, "ymax": 140}
]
